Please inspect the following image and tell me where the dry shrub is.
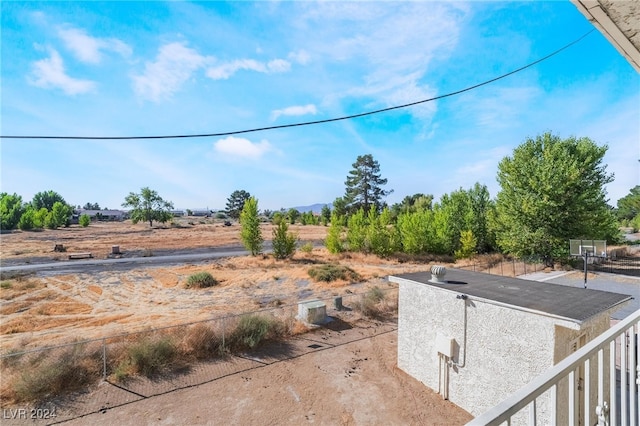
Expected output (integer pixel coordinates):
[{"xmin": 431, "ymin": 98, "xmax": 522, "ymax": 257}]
[
  {"xmin": 308, "ymin": 264, "xmax": 361, "ymax": 283},
  {"xmin": 5, "ymin": 343, "xmax": 102, "ymax": 403},
  {"xmin": 113, "ymin": 336, "xmax": 178, "ymax": 381},
  {"xmin": 180, "ymin": 323, "xmax": 222, "ymax": 359},
  {"xmin": 354, "ymin": 287, "xmax": 397, "ymax": 320},
  {"xmin": 225, "ymin": 314, "xmax": 289, "ymax": 352}
]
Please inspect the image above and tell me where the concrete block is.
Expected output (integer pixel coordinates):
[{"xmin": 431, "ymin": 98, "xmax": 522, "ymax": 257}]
[{"xmin": 297, "ymin": 300, "xmax": 327, "ymax": 325}]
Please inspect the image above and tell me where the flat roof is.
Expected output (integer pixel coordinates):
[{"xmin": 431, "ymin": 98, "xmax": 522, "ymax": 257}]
[{"xmin": 391, "ymin": 269, "xmax": 633, "ymax": 323}]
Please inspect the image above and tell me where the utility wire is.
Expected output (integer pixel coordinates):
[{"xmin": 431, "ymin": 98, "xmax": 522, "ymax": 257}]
[{"xmin": 2, "ymin": 29, "xmax": 595, "ymax": 141}]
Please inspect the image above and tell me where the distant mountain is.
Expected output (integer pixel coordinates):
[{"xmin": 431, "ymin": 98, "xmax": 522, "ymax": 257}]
[{"xmin": 290, "ymin": 203, "xmax": 331, "ymax": 214}]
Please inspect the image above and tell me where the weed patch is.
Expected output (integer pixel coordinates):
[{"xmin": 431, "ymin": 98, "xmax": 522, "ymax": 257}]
[
  {"xmin": 355, "ymin": 287, "xmax": 396, "ymax": 320},
  {"xmin": 226, "ymin": 315, "xmax": 289, "ymax": 351},
  {"xmin": 115, "ymin": 336, "xmax": 178, "ymax": 380},
  {"xmin": 308, "ymin": 264, "xmax": 361, "ymax": 283},
  {"xmin": 9, "ymin": 343, "xmax": 101, "ymax": 403},
  {"xmin": 185, "ymin": 272, "xmax": 218, "ymax": 289}
]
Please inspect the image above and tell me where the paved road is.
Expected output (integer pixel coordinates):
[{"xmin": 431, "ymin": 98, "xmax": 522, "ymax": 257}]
[{"xmin": 0, "ymin": 246, "xmax": 253, "ymax": 274}]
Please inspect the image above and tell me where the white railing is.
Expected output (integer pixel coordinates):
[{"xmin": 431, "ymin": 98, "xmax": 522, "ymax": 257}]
[{"xmin": 468, "ymin": 309, "xmax": 639, "ymax": 426}]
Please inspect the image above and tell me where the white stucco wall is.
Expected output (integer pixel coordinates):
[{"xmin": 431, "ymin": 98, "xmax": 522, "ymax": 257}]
[{"xmin": 395, "ymin": 276, "xmax": 609, "ymax": 424}]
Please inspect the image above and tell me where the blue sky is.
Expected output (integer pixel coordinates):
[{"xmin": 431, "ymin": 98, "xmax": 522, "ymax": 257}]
[{"xmin": 1, "ymin": 1, "xmax": 639, "ymax": 211}]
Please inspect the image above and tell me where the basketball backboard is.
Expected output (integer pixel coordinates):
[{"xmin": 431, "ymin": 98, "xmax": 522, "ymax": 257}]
[{"xmin": 569, "ymin": 239, "xmax": 607, "ymax": 257}]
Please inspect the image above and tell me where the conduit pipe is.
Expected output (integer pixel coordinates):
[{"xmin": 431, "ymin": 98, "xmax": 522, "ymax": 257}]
[
  {"xmin": 450, "ymin": 294, "xmax": 468, "ymax": 369},
  {"xmin": 438, "ymin": 353, "xmax": 450, "ymax": 400}
]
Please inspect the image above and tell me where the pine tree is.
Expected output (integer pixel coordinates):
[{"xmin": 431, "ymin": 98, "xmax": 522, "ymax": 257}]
[{"xmin": 344, "ymin": 154, "xmax": 392, "ymax": 214}]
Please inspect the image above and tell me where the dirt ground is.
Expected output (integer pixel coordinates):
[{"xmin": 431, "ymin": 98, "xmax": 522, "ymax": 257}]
[
  {"xmin": 62, "ymin": 331, "xmax": 473, "ymax": 426},
  {"xmin": 0, "ymin": 220, "xmax": 473, "ymax": 424},
  {"xmin": 0, "ymin": 221, "xmax": 435, "ymax": 350}
]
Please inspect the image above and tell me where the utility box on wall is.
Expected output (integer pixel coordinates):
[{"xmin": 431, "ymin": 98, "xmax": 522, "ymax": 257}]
[{"xmin": 390, "ymin": 268, "xmax": 632, "ymax": 425}]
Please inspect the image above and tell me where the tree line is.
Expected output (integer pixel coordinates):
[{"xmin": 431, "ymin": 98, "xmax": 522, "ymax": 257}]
[
  {"xmin": 233, "ymin": 133, "xmax": 629, "ymax": 264},
  {"xmin": 2, "ymin": 133, "xmax": 633, "ymax": 264}
]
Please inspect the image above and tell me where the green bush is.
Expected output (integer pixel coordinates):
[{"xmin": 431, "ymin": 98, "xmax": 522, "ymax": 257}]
[
  {"xmin": 308, "ymin": 264, "xmax": 360, "ymax": 283},
  {"xmin": 226, "ymin": 315, "xmax": 288, "ymax": 351},
  {"xmin": 185, "ymin": 272, "xmax": 218, "ymax": 288},
  {"xmin": 272, "ymin": 220, "xmax": 297, "ymax": 259},
  {"xmin": 117, "ymin": 337, "xmax": 178, "ymax": 379},
  {"xmin": 300, "ymin": 242, "xmax": 314, "ymax": 253},
  {"xmin": 79, "ymin": 214, "xmax": 91, "ymax": 227}
]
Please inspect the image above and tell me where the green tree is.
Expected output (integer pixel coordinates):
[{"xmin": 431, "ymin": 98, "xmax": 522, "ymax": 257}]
[
  {"xmin": 225, "ymin": 190, "xmax": 251, "ymax": 219},
  {"xmin": 367, "ymin": 206, "xmax": 394, "ymax": 257},
  {"xmin": 347, "ymin": 208, "xmax": 367, "ymax": 252},
  {"xmin": 0, "ymin": 193, "xmax": 24, "ymax": 230},
  {"xmin": 344, "ymin": 154, "xmax": 392, "ymax": 214},
  {"xmin": 286, "ymin": 208, "xmax": 300, "ymax": 225},
  {"xmin": 32, "ymin": 190, "xmax": 66, "ymax": 211},
  {"xmin": 272, "ymin": 220, "xmax": 297, "ymax": 260},
  {"xmin": 397, "ymin": 209, "xmax": 437, "ymax": 254},
  {"xmin": 79, "ymin": 214, "xmax": 91, "ymax": 227},
  {"xmin": 325, "ymin": 213, "xmax": 344, "ymax": 254},
  {"xmin": 391, "ymin": 193, "xmax": 433, "ymax": 219},
  {"xmin": 83, "ymin": 202, "xmax": 100, "ymax": 210},
  {"xmin": 455, "ymin": 230, "xmax": 477, "ymax": 260},
  {"xmin": 436, "ymin": 190, "xmax": 473, "ymax": 255},
  {"xmin": 34, "ymin": 208, "xmax": 48, "ymax": 228},
  {"xmin": 467, "ymin": 183, "xmax": 495, "ymax": 253},
  {"xmin": 331, "ymin": 196, "xmax": 348, "ymax": 219},
  {"xmin": 240, "ymin": 197, "xmax": 263, "ymax": 255},
  {"xmin": 494, "ymin": 133, "xmax": 619, "ymax": 263},
  {"xmin": 320, "ymin": 205, "xmax": 331, "ymax": 226},
  {"xmin": 18, "ymin": 207, "xmax": 35, "ymax": 230},
  {"xmin": 122, "ymin": 187, "xmax": 174, "ymax": 227},
  {"xmin": 272, "ymin": 211, "xmax": 285, "ymax": 225},
  {"xmin": 48, "ymin": 201, "xmax": 73, "ymax": 228},
  {"xmin": 617, "ymin": 186, "xmax": 640, "ymax": 221}
]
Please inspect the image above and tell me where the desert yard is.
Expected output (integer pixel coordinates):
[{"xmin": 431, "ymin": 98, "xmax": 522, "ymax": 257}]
[
  {"xmin": 0, "ymin": 220, "xmax": 438, "ymax": 351},
  {"xmin": 0, "ymin": 220, "xmax": 477, "ymax": 424}
]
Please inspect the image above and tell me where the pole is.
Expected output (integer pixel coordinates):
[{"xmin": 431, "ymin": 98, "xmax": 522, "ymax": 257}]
[
  {"xmin": 583, "ymin": 252, "xmax": 588, "ymax": 288},
  {"xmin": 102, "ymin": 338, "xmax": 107, "ymax": 379}
]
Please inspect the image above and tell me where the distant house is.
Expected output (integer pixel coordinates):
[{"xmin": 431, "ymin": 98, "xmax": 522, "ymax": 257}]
[
  {"xmin": 190, "ymin": 210, "xmax": 211, "ymax": 217},
  {"xmin": 170, "ymin": 210, "xmax": 185, "ymax": 217},
  {"xmin": 77, "ymin": 209, "xmax": 127, "ymax": 222}
]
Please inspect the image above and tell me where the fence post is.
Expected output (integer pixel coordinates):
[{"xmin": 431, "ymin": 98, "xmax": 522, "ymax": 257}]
[
  {"xmin": 524, "ymin": 261, "xmax": 527, "ymax": 276},
  {"xmin": 222, "ymin": 316, "xmax": 226, "ymax": 351},
  {"xmin": 102, "ymin": 338, "xmax": 107, "ymax": 380},
  {"xmin": 500, "ymin": 261, "xmax": 504, "ymax": 276},
  {"xmin": 513, "ymin": 259, "xmax": 516, "ymax": 277}
]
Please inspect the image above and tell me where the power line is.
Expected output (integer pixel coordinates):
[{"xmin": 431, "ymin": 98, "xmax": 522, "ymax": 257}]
[{"xmin": 1, "ymin": 29, "xmax": 595, "ymax": 141}]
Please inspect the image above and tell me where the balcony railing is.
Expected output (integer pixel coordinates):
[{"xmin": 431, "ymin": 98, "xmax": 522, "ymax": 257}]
[{"xmin": 468, "ymin": 309, "xmax": 639, "ymax": 426}]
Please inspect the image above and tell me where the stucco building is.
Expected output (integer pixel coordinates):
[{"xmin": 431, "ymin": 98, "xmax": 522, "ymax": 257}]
[{"xmin": 390, "ymin": 267, "xmax": 632, "ymax": 424}]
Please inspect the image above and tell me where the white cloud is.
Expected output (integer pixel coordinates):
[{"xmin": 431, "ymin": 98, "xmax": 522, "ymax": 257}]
[
  {"xmin": 296, "ymin": 3, "xmax": 465, "ymax": 122},
  {"xmin": 288, "ymin": 49, "xmax": 310, "ymax": 65},
  {"xmin": 271, "ymin": 104, "xmax": 317, "ymax": 121},
  {"xmin": 58, "ymin": 26, "xmax": 132, "ymax": 64},
  {"xmin": 28, "ymin": 49, "xmax": 96, "ymax": 95},
  {"xmin": 206, "ymin": 58, "xmax": 291, "ymax": 80},
  {"xmin": 214, "ymin": 136, "xmax": 272, "ymax": 159},
  {"xmin": 132, "ymin": 42, "xmax": 211, "ymax": 101}
]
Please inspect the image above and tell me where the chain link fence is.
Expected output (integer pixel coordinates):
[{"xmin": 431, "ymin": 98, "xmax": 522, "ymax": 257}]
[
  {"xmin": 0, "ymin": 287, "xmax": 398, "ymax": 424},
  {"xmin": 455, "ymin": 257, "xmax": 544, "ymax": 277}
]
